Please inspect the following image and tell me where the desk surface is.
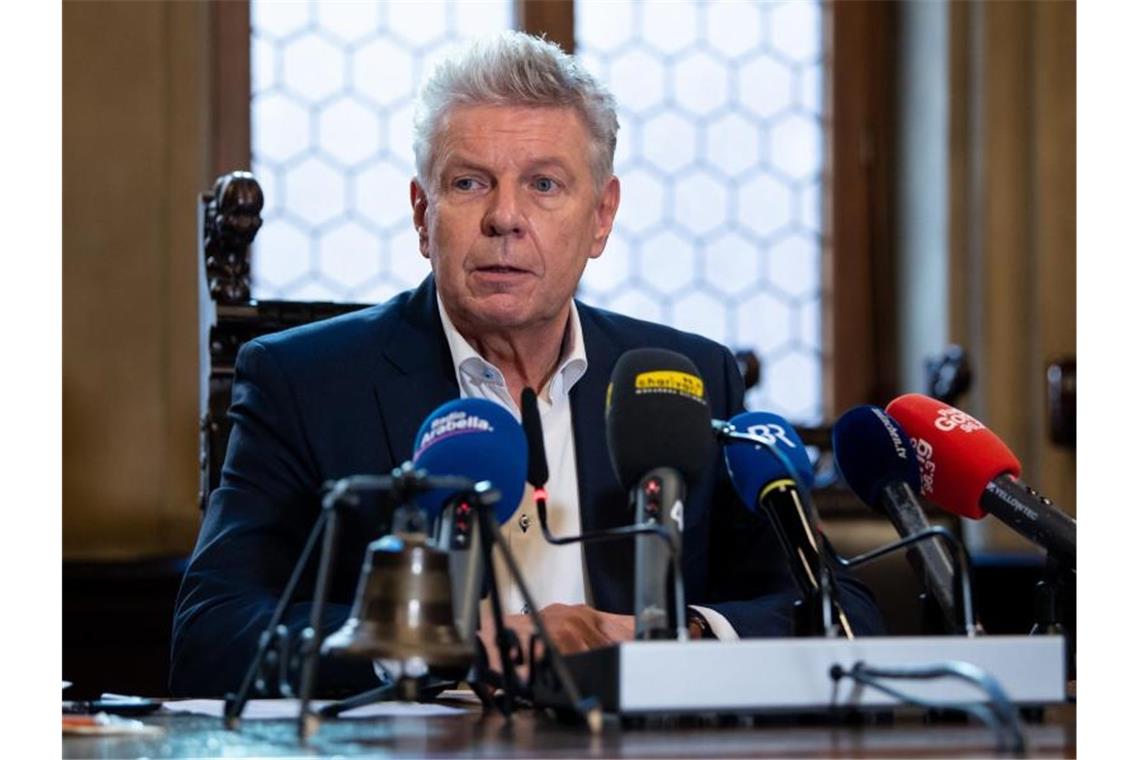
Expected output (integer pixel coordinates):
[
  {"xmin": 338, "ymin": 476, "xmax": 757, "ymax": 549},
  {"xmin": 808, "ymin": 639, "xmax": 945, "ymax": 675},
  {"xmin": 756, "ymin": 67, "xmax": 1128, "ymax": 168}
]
[{"xmin": 62, "ymin": 702, "xmax": 1074, "ymax": 758}]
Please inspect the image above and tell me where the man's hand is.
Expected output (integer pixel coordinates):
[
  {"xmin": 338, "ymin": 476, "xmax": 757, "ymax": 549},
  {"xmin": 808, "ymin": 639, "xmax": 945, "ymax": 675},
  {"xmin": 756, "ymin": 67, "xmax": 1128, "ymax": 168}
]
[{"xmin": 477, "ymin": 603, "xmax": 634, "ymax": 677}]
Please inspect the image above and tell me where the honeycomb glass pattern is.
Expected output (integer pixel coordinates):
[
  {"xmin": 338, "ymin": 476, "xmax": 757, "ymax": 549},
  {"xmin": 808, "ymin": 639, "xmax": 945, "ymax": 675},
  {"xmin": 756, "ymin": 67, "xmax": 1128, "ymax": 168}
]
[
  {"xmin": 576, "ymin": 0, "xmax": 824, "ymax": 423},
  {"xmin": 249, "ymin": 0, "xmax": 513, "ymax": 305}
]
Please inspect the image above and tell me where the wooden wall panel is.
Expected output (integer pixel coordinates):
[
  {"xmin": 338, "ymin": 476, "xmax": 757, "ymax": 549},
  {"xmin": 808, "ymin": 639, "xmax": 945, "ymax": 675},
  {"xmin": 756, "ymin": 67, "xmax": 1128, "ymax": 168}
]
[
  {"xmin": 946, "ymin": 0, "xmax": 971, "ymax": 354},
  {"xmin": 977, "ymin": 0, "xmax": 1034, "ymax": 468},
  {"xmin": 211, "ymin": 0, "xmax": 250, "ymax": 177},
  {"xmin": 1032, "ymin": 0, "xmax": 1077, "ymax": 515},
  {"xmin": 63, "ymin": 1, "xmax": 212, "ymax": 559},
  {"xmin": 947, "ymin": 0, "xmax": 1076, "ymax": 552}
]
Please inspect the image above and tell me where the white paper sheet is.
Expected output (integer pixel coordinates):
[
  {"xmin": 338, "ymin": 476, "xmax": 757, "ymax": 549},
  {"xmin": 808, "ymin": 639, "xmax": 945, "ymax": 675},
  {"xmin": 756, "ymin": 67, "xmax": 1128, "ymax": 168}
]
[{"xmin": 163, "ymin": 693, "xmax": 476, "ymax": 720}]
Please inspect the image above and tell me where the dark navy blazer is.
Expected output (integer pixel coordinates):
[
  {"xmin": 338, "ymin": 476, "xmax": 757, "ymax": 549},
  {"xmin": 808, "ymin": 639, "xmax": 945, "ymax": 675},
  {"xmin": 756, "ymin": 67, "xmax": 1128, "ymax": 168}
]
[{"xmin": 171, "ymin": 276, "xmax": 884, "ymax": 697}]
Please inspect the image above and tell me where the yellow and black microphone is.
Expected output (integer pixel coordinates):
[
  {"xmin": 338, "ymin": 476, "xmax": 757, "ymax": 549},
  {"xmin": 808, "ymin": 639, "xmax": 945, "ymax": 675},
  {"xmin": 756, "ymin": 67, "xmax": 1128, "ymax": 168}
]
[{"xmin": 605, "ymin": 348, "xmax": 714, "ymax": 640}]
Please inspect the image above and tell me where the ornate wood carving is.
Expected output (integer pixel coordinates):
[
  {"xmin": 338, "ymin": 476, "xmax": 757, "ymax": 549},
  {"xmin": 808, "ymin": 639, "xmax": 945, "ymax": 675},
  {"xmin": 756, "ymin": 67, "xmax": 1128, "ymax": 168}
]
[{"xmin": 202, "ymin": 171, "xmax": 263, "ymax": 305}]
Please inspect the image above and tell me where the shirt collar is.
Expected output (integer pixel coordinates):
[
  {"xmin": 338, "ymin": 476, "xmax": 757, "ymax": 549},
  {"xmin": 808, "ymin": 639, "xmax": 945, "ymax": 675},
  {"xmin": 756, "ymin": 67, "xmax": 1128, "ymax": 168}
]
[{"xmin": 435, "ymin": 294, "xmax": 588, "ymax": 403}]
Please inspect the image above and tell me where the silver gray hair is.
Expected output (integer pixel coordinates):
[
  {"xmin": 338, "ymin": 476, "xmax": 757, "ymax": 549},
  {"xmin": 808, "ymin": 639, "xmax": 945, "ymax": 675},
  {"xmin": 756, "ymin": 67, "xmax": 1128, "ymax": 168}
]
[{"xmin": 412, "ymin": 31, "xmax": 619, "ymax": 194}]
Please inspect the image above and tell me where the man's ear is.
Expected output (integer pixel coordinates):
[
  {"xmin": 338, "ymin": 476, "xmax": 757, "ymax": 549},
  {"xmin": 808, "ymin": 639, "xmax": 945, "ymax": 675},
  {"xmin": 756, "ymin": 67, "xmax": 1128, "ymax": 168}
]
[
  {"xmin": 589, "ymin": 176, "xmax": 621, "ymax": 260},
  {"xmin": 410, "ymin": 179, "xmax": 430, "ymax": 258}
]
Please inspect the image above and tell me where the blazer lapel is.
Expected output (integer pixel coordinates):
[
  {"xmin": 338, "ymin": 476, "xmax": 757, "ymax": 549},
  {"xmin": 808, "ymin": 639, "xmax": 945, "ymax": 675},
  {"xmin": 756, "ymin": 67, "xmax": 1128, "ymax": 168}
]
[
  {"xmin": 570, "ymin": 302, "xmax": 634, "ymax": 612},
  {"xmin": 374, "ymin": 276, "xmax": 460, "ymax": 464}
]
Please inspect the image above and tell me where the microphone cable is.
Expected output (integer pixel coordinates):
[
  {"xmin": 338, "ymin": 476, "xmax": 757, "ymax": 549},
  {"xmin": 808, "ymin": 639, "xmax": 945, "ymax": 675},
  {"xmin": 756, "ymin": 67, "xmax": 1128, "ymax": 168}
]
[{"xmin": 828, "ymin": 660, "xmax": 1027, "ymax": 756}]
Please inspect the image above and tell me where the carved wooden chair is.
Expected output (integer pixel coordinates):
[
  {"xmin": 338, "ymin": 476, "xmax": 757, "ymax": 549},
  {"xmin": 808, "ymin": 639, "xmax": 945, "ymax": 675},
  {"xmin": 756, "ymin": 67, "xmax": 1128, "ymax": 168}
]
[{"xmin": 196, "ymin": 171, "xmax": 371, "ymax": 511}]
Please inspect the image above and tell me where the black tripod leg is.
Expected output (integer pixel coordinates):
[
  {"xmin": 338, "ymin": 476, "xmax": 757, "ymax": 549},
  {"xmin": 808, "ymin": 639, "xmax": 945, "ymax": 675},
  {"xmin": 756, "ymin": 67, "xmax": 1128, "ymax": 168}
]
[
  {"xmin": 475, "ymin": 505, "xmax": 521, "ymax": 717},
  {"xmin": 317, "ymin": 682, "xmax": 398, "ymax": 718},
  {"xmin": 224, "ymin": 509, "xmax": 330, "ymax": 728},
  {"xmin": 297, "ymin": 508, "xmax": 341, "ymax": 741}
]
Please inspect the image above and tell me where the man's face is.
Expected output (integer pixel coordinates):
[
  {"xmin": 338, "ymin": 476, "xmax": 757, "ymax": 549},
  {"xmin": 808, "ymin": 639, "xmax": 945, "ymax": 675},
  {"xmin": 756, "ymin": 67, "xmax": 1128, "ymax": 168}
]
[{"xmin": 411, "ymin": 105, "xmax": 620, "ymax": 335}]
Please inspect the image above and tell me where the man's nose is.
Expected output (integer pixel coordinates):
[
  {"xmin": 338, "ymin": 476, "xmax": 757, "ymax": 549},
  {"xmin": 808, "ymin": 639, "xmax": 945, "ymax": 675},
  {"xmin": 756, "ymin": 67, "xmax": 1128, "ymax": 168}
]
[{"xmin": 481, "ymin": 185, "xmax": 526, "ymax": 238}]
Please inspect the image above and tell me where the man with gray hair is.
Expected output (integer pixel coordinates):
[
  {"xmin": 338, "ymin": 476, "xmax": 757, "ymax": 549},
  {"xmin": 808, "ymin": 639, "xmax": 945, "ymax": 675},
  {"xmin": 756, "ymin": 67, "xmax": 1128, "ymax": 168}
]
[{"xmin": 171, "ymin": 31, "xmax": 883, "ymax": 698}]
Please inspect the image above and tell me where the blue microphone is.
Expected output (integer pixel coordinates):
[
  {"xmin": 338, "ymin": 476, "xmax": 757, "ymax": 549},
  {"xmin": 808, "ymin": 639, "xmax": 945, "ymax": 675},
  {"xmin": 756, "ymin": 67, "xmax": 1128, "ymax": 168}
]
[
  {"xmin": 723, "ymin": 411, "xmax": 815, "ymax": 508},
  {"xmin": 411, "ymin": 397, "xmax": 527, "ymax": 644},
  {"xmin": 412, "ymin": 397, "xmax": 527, "ymax": 527},
  {"xmin": 721, "ymin": 411, "xmax": 852, "ymax": 638},
  {"xmin": 832, "ymin": 405, "xmax": 961, "ymax": 631},
  {"xmin": 831, "ymin": 405, "xmax": 920, "ymax": 504}
]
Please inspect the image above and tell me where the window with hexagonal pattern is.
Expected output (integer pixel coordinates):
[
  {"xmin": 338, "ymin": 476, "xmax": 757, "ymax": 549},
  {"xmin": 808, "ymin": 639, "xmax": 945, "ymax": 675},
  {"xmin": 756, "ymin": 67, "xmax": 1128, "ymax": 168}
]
[
  {"xmin": 249, "ymin": 0, "xmax": 513, "ymax": 305},
  {"xmin": 575, "ymin": 0, "xmax": 824, "ymax": 423},
  {"xmin": 251, "ymin": 0, "xmax": 824, "ymax": 423}
]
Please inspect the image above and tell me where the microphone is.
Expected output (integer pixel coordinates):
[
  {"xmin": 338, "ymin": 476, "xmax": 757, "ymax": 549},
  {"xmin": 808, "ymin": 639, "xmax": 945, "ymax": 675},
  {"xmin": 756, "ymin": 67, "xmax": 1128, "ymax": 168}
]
[
  {"xmin": 885, "ymin": 394, "xmax": 1076, "ymax": 566},
  {"xmin": 832, "ymin": 405, "xmax": 969, "ymax": 633},
  {"xmin": 412, "ymin": 397, "xmax": 527, "ymax": 526},
  {"xmin": 520, "ymin": 387, "xmax": 562, "ymax": 547},
  {"xmin": 411, "ymin": 398, "xmax": 528, "ymax": 642},
  {"xmin": 606, "ymin": 348, "xmax": 713, "ymax": 640},
  {"xmin": 520, "ymin": 387, "xmax": 549, "ymax": 490},
  {"xmin": 721, "ymin": 411, "xmax": 853, "ymax": 638}
]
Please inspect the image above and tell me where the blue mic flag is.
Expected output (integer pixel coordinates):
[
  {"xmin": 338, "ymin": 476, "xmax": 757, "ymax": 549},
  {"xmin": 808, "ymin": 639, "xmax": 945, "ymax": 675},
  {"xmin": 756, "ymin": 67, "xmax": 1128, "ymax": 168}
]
[
  {"xmin": 723, "ymin": 411, "xmax": 814, "ymax": 511},
  {"xmin": 412, "ymin": 397, "xmax": 527, "ymax": 526}
]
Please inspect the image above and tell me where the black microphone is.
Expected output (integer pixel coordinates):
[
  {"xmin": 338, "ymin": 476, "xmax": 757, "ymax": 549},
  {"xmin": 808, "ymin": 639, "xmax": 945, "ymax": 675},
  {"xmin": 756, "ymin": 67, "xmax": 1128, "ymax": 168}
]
[
  {"xmin": 521, "ymin": 387, "xmax": 549, "ymax": 490},
  {"xmin": 521, "ymin": 386, "xmax": 560, "ymax": 546},
  {"xmin": 832, "ymin": 405, "xmax": 974, "ymax": 634},
  {"xmin": 606, "ymin": 348, "xmax": 713, "ymax": 640}
]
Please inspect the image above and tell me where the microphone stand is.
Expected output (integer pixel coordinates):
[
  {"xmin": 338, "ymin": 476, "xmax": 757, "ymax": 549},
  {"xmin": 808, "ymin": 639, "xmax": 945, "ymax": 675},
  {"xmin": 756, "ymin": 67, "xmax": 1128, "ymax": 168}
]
[
  {"xmin": 223, "ymin": 466, "xmax": 606, "ymax": 742},
  {"xmin": 223, "ymin": 504, "xmax": 333, "ymax": 730},
  {"xmin": 224, "ymin": 466, "xmax": 475, "ymax": 737},
  {"xmin": 471, "ymin": 489, "xmax": 603, "ymax": 732},
  {"xmin": 823, "ymin": 526, "xmax": 981, "ymax": 637},
  {"xmin": 1030, "ymin": 554, "xmax": 1075, "ymax": 680}
]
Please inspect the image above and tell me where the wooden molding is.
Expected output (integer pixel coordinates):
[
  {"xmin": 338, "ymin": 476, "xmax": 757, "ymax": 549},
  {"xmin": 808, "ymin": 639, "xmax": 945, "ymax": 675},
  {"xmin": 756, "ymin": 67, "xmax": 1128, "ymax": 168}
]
[
  {"xmin": 825, "ymin": 0, "xmax": 900, "ymax": 416},
  {"xmin": 210, "ymin": 0, "xmax": 251, "ymax": 177},
  {"xmin": 515, "ymin": 0, "xmax": 575, "ymax": 53}
]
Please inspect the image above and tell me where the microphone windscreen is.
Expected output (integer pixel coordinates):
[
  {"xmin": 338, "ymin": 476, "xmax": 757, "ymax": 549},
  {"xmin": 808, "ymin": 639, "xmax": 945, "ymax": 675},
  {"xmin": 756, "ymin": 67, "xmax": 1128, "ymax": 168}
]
[
  {"xmin": 520, "ymin": 387, "xmax": 549, "ymax": 488},
  {"xmin": 412, "ymin": 397, "xmax": 527, "ymax": 526},
  {"xmin": 605, "ymin": 348, "xmax": 713, "ymax": 490},
  {"xmin": 723, "ymin": 411, "xmax": 814, "ymax": 512},
  {"xmin": 885, "ymin": 393, "xmax": 1021, "ymax": 520},
  {"xmin": 832, "ymin": 405, "xmax": 921, "ymax": 509}
]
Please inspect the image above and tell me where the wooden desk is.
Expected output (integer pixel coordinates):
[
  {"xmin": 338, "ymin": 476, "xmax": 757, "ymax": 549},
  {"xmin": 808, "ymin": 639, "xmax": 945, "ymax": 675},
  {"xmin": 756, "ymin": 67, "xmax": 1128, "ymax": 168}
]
[{"xmin": 62, "ymin": 703, "xmax": 1074, "ymax": 758}]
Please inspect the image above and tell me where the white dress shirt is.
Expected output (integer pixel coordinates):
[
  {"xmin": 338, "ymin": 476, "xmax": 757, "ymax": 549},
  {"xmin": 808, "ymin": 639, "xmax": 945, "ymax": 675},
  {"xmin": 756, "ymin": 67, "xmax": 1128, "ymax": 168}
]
[
  {"xmin": 437, "ymin": 295, "xmax": 589, "ymax": 614},
  {"xmin": 436, "ymin": 296, "xmax": 738, "ymax": 639}
]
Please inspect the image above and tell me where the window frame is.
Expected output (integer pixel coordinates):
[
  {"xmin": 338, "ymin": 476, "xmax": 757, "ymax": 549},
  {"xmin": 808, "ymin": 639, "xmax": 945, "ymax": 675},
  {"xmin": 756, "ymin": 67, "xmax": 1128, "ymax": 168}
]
[{"xmin": 217, "ymin": 0, "xmax": 899, "ymax": 419}]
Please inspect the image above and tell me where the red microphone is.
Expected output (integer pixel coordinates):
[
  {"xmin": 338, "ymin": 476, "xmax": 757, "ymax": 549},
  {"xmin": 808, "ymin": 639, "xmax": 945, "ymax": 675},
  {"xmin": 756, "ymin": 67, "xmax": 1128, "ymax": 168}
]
[{"xmin": 885, "ymin": 394, "xmax": 1075, "ymax": 565}]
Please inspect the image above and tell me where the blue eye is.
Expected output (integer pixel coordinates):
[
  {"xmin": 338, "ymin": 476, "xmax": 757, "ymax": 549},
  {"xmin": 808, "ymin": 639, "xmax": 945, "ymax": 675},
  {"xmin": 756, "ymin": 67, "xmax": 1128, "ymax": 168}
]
[
  {"xmin": 534, "ymin": 177, "xmax": 557, "ymax": 193},
  {"xmin": 454, "ymin": 178, "xmax": 475, "ymax": 191}
]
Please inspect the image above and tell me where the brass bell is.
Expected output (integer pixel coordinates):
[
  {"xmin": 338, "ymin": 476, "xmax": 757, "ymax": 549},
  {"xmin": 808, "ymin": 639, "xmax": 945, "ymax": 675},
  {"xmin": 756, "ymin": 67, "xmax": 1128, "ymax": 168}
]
[{"xmin": 322, "ymin": 532, "xmax": 474, "ymax": 675}]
